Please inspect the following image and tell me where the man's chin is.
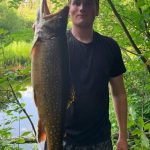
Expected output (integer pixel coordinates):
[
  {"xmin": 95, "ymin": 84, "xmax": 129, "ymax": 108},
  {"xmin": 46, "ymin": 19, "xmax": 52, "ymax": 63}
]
[{"xmin": 75, "ymin": 21, "xmax": 91, "ymax": 28}]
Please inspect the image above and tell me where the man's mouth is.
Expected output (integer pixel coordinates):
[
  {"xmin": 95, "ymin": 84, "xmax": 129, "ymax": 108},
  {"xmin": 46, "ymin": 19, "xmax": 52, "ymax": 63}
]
[{"xmin": 77, "ymin": 14, "xmax": 87, "ymax": 17}]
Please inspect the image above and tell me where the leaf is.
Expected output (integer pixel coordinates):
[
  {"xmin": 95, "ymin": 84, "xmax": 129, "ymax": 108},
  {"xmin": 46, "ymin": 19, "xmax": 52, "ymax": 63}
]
[
  {"xmin": 144, "ymin": 123, "xmax": 150, "ymax": 131},
  {"xmin": 127, "ymin": 119, "xmax": 134, "ymax": 128},
  {"xmin": 0, "ymin": 28, "xmax": 8, "ymax": 34},
  {"xmin": 15, "ymin": 138, "xmax": 25, "ymax": 144},
  {"xmin": 138, "ymin": 117, "xmax": 144, "ymax": 128},
  {"xmin": 20, "ymin": 103, "xmax": 26, "ymax": 107},
  {"xmin": 16, "ymin": 91, "xmax": 22, "ymax": 98},
  {"xmin": 15, "ymin": 84, "xmax": 21, "ymax": 91},
  {"xmin": 141, "ymin": 133, "xmax": 150, "ymax": 148},
  {"xmin": 4, "ymin": 121, "xmax": 11, "ymax": 125},
  {"xmin": 5, "ymin": 109, "xmax": 13, "ymax": 115},
  {"xmin": 20, "ymin": 116, "xmax": 27, "ymax": 120},
  {"xmin": 132, "ymin": 128, "xmax": 142, "ymax": 136},
  {"xmin": 13, "ymin": 106, "xmax": 20, "ymax": 111},
  {"xmin": 129, "ymin": 106, "xmax": 137, "ymax": 121},
  {"xmin": 136, "ymin": 0, "xmax": 146, "ymax": 7},
  {"xmin": 5, "ymin": 131, "xmax": 12, "ymax": 137},
  {"xmin": 21, "ymin": 131, "xmax": 31, "ymax": 137},
  {"xmin": 20, "ymin": 87, "xmax": 27, "ymax": 91}
]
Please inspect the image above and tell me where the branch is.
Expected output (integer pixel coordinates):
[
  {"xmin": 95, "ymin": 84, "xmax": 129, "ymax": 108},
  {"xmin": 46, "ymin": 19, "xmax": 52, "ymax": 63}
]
[
  {"xmin": 0, "ymin": 137, "xmax": 36, "ymax": 144},
  {"xmin": 121, "ymin": 49, "xmax": 132, "ymax": 61},
  {"xmin": 107, "ymin": 0, "xmax": 150, "ymax": 74},
  {"xmin": 121, "ymin": 15, "xmax": 145, "ymax": 34},
  {"xmin": 121, "ymin": 47, "xmax": 140, "ymax": 56},
  {"xmin": 7, "ymin": 78, "xmax": 37, "ymax": 143},
  {"xmin": 9, "ymin": 137, "xmax": 36, "ymax": 144},
  {"xmin": 145, "ymin": 120, "xmax": 150, "ymax": 124},
  {"xmin": 134, "ymin": 0, "xmax": 150, "ymax": 39}
]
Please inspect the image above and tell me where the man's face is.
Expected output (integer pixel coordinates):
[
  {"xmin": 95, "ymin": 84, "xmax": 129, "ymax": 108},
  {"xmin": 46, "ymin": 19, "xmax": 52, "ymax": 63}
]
[{"xmin": 69, "ymin": 0, "xmax": 99, "ymax": 28}]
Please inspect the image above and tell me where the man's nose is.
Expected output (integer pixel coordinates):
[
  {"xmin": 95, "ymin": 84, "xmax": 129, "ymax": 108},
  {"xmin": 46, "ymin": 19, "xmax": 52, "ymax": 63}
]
[{"xmin": 79, "ymin": 3, "xmax": 86, "ymax": 12}]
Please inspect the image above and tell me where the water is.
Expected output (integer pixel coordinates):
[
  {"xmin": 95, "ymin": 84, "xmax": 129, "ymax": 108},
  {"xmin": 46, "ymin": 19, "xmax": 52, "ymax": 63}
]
[{"xmin": 0, "ymin": 86, "xmax": 45, "ymax": 150}]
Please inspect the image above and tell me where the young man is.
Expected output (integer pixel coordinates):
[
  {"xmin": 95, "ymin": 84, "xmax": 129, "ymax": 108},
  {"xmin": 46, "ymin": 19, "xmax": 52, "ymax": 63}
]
[{"xmin": 63, "ymin": 0, "xmax": 128, "ymax": 149}]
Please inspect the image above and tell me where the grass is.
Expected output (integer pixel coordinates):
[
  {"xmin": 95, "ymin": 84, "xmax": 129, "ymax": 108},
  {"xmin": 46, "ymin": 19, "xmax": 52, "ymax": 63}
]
[{"xmin": 0, "ymin": 41, "xmax": 32, "ymax": 67}]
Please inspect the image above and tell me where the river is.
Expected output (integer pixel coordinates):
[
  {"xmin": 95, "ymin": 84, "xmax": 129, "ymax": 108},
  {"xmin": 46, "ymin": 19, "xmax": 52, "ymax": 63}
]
[{"xmin": 0, "ymin": 86, "xmax": 45, "ymax": 150}]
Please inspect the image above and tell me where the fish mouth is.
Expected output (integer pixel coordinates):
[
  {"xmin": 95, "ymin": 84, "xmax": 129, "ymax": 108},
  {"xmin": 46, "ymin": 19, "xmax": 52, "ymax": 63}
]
[{"xmin": 43, "ymin": 5, "xmax": 69, "ymax": 20}]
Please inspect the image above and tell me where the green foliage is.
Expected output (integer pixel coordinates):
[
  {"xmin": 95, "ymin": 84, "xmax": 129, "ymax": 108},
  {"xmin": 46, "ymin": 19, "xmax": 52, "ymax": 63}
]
[
  {"xmin": 124, "ymin": 56, "xmax": 150, "ymax": 121},
  {"xmin": 128, "ymin": 106, "xmax": 150, "ymax": 149},
  {"xmin": 95, "ymin": 0, "xmax": 150, "ymax": 141},
  {"xmin": 0, "ymin": 65, "xmax": 31, "ymax": 110},
  {"xmin": 0, "ymin": 41, "xmax": 31, "ymax": 67},
  {"xmin": 0, "ymin": 102, "xmax": 35, "ymax": 149},
  {"xmin": 94, "ymin": 0, "xmax": 150, "ymax": 56},
  {"xmin": 0, "ymin": 2, "xmax": 25, "ymax": 32},
  {"xmin": 0, "ymin": 0, "xmax": 150, "ymax": 148},
  {"xmin": 0, "ymin": 59, "xmax": 35, "ymax": 148},
  {"xmin": 50, "ymin": 0, "xmax": 68, "ymax": 12},
  {"xmin": 8, "ymin": 0, "xmax": 23, "ymax": 8},
  {"xmin": 0, "ymin": 0, "xmax": 39, "ymax": 149},
  {"xmin": 0, "ymin": 1, "xmax": 34, "ymax": 45},
  {"xmin": 94, "ymin": 0, "xmax": 150, "ymax": 149}
]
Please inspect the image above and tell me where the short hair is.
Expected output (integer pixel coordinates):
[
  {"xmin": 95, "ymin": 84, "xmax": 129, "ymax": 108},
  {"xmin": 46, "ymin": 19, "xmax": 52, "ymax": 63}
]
[{"xmin": 68, "ymin": 0, "xmax": 99, "ymax": 8}]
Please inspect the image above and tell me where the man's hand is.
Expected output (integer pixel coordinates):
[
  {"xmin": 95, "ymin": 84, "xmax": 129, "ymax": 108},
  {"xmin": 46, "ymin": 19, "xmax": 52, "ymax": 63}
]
[
  {"xmin": 110, "ymin": 75, "xmax": 128, "ymax": 150},
  {"xmin": 116, "ymin": 138, "xmax": 128, "ymax": 150}
]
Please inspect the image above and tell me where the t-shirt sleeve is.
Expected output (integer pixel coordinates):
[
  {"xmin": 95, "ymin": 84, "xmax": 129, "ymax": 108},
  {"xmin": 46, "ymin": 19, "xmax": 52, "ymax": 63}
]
[{"xmin": 109, "ymin": 39, "xmax": 126, "ymax": 77}]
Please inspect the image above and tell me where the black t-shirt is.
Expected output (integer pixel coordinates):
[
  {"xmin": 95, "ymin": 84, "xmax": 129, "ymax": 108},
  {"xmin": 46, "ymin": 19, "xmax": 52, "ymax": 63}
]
[{"xmin": 64, "ymin": 30, "xmax": 126, "ymax": 146}]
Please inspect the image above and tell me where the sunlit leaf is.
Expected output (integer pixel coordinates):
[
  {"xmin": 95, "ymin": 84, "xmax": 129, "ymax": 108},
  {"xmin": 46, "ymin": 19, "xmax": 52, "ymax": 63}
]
[
  {"xmin": 20, "ymin": 116, "xmax": 27, "ymax": 120},
  {"xmin": 15, "ymin": 138, "xmax": 25, "ymax": 144},
  {"xmin": 21, "ymin": 131, "xmax": 31, "ymax": 136},
  {"xmin": 144, "ymin": 123, "xmax": 150, "ymax": 132},
  {"xmin": 141, "ymin": 133, "xmax": 150, "ymax": 148}
]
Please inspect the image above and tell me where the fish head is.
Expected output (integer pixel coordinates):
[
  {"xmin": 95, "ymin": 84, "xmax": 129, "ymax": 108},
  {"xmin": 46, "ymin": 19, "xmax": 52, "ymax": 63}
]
[{"xmin": 41, "ymin": 6, "xmax": 69, "ymax": 38}]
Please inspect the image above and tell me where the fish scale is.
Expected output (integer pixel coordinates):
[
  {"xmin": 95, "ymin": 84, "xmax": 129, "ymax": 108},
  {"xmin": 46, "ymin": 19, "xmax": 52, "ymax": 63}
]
[{"xmin": 31, "ymin": 0, "xmax": 70, "ymax": 149}]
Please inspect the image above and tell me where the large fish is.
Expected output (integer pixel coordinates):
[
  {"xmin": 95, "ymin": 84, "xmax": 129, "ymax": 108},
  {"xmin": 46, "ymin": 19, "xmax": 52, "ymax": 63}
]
[{"xmin": 31, "ymin": 0, "xmax": 70, "ymax": 149}]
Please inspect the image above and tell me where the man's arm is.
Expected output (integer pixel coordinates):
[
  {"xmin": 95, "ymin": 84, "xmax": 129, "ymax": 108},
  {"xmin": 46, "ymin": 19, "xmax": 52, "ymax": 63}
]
[{"xmin": 109, "ymin": 75, "xmax": 128, "ymax": 150}]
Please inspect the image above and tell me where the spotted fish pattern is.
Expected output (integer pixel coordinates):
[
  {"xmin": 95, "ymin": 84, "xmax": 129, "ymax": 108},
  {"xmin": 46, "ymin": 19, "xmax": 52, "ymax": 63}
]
[{"xmin": 31, "ymin": 0, "xmax": 70, "ymax": 149}]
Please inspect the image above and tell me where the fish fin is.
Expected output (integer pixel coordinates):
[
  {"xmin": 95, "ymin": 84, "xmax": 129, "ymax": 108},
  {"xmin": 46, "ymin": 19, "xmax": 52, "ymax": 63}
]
[
  {"xmin": 43, "ymin": 0, "xmax": 50, "ymax": 15},
  {"xmin": 31, "ymin": 38, "xmax": 41, "ymax": 56},
  {"xmin": 38, "ymin": 119, "xmax": 46, "ymax": 143}
]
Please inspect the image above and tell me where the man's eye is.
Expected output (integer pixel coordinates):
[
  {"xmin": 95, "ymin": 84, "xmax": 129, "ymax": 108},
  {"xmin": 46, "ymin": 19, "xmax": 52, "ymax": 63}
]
[
  {"xmin": 85, "ymin": 2, "xmax": 91, "ymax": 6},
  {"xmin": 73, "ymin": 2, "xmax": 80, "ymax": 6},
  {"xmin": 85, "ymin": 0, "xmax": 94, "ymax": 6},
  {"xmin": 72, "ymin": 1, "xmax": 81, "ymax": 6},
  {"xmin": 72, "ymin": 0, "xmax": 94, "ymax": 7}
]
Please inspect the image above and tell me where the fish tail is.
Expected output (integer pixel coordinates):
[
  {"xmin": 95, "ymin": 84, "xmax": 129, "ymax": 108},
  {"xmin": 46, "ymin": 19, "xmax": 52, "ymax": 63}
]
[{"xmin": 38, "ymin": 119, "xmax": 46, "ymax": 142}]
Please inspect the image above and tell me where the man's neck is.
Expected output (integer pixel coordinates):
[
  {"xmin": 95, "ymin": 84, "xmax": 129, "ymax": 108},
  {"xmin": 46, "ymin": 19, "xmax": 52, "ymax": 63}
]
[{"xmin": 71, "ymin": 25, "xmax": 94, "ymax": 44}]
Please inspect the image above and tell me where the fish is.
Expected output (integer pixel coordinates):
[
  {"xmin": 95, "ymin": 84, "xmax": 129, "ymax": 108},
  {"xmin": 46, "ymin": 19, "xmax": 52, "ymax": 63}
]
[{"xmin": 31, "ymin": 0, "xmax": 70, "ymax": 149}]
